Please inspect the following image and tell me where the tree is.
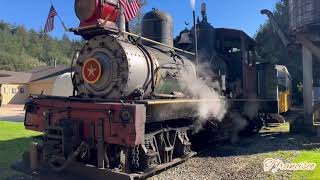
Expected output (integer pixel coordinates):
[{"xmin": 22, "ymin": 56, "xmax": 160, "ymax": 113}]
[
  {"xmin": 129, "ymin": 0, "xmax": 148, "ymax": 34},
  {"xmin": 255, "ymin": 0, "xmax": 320, "ymax": 103},
  {"xmin": 0, "ymin": 20, "xmax": 84, "ymax": 71}
]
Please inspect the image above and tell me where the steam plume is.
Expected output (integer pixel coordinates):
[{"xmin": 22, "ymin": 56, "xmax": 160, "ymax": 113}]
[
  {"xmin": 52, "ymin": 73, "xmax": 73, "ymax": 97},
  {"xmin": 178, "ymin": 64, "xmax": 228, "ymax": 133},
  {"xmin": 190, "ymin": 0, "xmax": 196, "ymax": 10}
]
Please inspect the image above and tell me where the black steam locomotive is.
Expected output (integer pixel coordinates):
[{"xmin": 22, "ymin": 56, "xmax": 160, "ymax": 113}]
[{"xmin": 14, "ymin": 1, "xmax": 289, "ymax": 179}]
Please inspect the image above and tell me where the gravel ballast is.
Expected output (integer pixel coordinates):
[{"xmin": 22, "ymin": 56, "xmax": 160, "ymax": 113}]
[{"xmin": 150, "ymin": 124, "xmax": 319, "ymax": 180}]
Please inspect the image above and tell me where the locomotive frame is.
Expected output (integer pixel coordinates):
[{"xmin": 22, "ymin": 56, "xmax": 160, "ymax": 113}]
[{"xmin": 18, "ymin": 96, "xmax": 202, "ymax": 179}]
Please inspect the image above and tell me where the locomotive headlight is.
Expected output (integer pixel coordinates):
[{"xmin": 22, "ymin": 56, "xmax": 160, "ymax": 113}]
[
  {"xmin": 75, "ymin": 0, "xmax": 97, "ymax": 21},
  {"xmin": 121, "ymin": 109, "xmax": 133, "ymax": 123}
]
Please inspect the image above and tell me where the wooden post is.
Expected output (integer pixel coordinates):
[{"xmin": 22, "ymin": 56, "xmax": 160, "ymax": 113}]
[
  {"xmin": 302, "ymin": 46, "xmax": 314, "ymax": 126},
  {"xmin": 30, "ymin": 142, "xmax": 39, "ymax": 170}
]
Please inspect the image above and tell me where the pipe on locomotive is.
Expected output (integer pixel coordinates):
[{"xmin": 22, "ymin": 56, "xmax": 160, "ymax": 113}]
[
  {"xmin": 70, "ymin": 26, "xmax": 195, "ymax": 57},
  {"xmin": 120, "ymin": 31, "xmax": 195, "ymax": 56}
]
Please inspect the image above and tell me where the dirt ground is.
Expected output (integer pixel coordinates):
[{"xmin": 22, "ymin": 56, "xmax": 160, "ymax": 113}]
[
  {"xmin": 0, "ymin": 105, "xmax": 25, "ymax": 122},
  {"xmin": 2, "ymin": 106, "xmax": 319, "ymax": 180},
  {"xmin": 150, "ymin": 123, "xmax": 320, "ymax": 180}
]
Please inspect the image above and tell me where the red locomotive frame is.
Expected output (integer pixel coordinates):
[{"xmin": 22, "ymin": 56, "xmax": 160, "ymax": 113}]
[{"xmin": 25, "ymin": 98, "xmax": 146, "ymax": 146}]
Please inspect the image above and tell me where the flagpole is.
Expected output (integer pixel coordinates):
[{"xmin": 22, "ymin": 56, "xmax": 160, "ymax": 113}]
[
  {"xmin": 49, "ymin": 0, "xmax": 69, "ymax": 32},
  {"xmin": 56, "ymin": 13, "xmax": 69, "ymax": 32},
  {"xmin": 117, "ymin": 3, "xmax": 126, "ymax": 34}
]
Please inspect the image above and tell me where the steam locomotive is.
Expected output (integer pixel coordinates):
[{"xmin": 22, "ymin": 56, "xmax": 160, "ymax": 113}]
[{"xmin": 14, "ymin": 0, "xmax": 290, "ymax": 179}]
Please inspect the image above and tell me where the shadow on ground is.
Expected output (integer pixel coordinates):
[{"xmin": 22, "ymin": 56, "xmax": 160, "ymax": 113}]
[
  {"xmin": 0, "ymin": 137, "xmax": 37, "ymax": 180},
  {"xmin": 199, "ymin": 124, "xmax": 320, "ymax": 158},
  {"xmin": 0, "ymin": 116, "xmax": 24, "ymax": 122}
]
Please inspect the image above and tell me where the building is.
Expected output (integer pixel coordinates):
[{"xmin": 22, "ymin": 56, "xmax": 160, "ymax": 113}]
[
  {"xmin": 0, "ymin": 71, "xmax": 31, "ymax": 104},
  {"xmin": 0, "ymin": 65, "xmax": 73, "ymax": 105}
]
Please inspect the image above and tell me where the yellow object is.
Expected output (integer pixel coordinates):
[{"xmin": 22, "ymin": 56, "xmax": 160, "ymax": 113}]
[{"xmin": 279, "ymin": 91, "xmax": 290, "ymax": 113}]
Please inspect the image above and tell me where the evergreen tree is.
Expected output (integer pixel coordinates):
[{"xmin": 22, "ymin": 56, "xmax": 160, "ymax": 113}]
[{"xmin": 0, "ymin": 22, "xmax": 84, "ymax": 71}]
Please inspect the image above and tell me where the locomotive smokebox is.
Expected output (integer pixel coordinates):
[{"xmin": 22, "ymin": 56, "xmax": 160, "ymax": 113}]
[{"xmin": 142, "ymin": 9, "xmax": 174, "ymax": 47}]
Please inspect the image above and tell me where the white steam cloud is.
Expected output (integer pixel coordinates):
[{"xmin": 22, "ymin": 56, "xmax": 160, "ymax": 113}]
[
  {"xmin": 52, "ymin": 73, "xmax": 74, "ymax": 97},
  {"xmin": 178, "ymin": 65, "xmax": 228, "ymax": 133},
  {"xmin": 190, "ymin": 0, "xmax": 196, "ymax": 10}
]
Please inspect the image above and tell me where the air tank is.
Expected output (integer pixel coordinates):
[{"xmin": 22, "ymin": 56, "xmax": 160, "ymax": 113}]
[
  {"xmin": 142, "ymin": 9, "xmax": 174, "ymax": 47},
  {"xmin": 289, "ymin": 0, "xmax": 320, "ymax": 33}
]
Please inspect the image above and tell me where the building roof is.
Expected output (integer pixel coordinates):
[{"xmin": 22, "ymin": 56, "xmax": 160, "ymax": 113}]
[
  {"xmin": 215, "ymin": 28, "xmax": 256, "ymax": 46},
  {"xmin": 0, "ymin": 70, "xmax": 32, "ymax": 84},
  {"xmin": 28, "ymin": 65, "xmax": 71, "ymax": 82},
  {"xmin": 275, "ymin": 65, "xmax": 292, "ymax": 80},
  {"xmin": 0, "ymin": 65, "xmax": 71, "ymax": 84}
]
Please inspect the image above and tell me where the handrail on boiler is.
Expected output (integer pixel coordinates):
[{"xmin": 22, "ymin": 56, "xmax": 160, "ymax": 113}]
[{"xmin": 120, "ymin": 30, "xmax": 195, "ymax": 56}]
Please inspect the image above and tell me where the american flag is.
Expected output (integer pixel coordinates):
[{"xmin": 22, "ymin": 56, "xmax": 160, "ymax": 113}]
[
  {"xmin": 119, "ymin": 0, "xmax": 141, "ymax": 22},
  {"xmin": 44, "ymin": 6, "xmax": 57, "ymax": 33}
]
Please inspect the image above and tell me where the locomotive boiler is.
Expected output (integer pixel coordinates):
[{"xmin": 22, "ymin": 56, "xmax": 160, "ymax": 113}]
[{"xmin": 72, "ymin": 33, "xmax": 196, "ymax": 99}]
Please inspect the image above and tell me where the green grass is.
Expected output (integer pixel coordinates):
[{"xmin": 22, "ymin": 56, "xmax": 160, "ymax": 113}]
[
  {"xmin": 263, "ymin": 149, "xmax": 320, "ymax": 179},
  {"xmin": 261, "ymin": 123, "xmax": 320, "ymax": 179},
  {"xmin": 292, "ymin": 149, "xmax": 320, "ymax": 179},
  {"xmin": 1, "ymin": 121, "xmax": 320, "ymax": 179},
  {"xmin": 0, "ymin": 121, "xmax": 41, "ymax": 179},
  {"xmin": 271, "ymin": 150, "xmax": 297, "ymax": 159}
]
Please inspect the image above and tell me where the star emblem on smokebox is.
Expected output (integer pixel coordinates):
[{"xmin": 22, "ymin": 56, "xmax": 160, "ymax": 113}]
[
  {"xmin": 87, "ymin": 64, "xmax": 97, "ymax": 77},
  {"xmin": 82, "ymin": 58, "xmax": 102, "ymax": 84}
]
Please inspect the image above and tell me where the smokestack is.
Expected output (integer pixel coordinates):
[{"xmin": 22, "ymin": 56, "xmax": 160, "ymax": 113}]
[
  {"xmin": 201, "ymin": 1, "xmax": 207, "ymax": 21},
  {"xmin": 190, "ymin": 0, "xmax": 196, "ymax": 10}
]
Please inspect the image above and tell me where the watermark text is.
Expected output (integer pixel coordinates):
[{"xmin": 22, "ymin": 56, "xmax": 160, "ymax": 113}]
[{"xmin": 263, "ymin": 158, "xmax": 316, "ymax": 173}]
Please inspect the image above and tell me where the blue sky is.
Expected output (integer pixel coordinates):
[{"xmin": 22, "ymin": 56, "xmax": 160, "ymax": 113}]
[{"xmin": 0, "ymin": 0, "xmax": 279, "ymax": 39}]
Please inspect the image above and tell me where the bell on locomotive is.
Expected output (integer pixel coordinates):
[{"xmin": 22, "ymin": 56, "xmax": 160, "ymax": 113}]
[{"xmin": 72, "ymin": 8, "xmax": 197, "ymax": 100}]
